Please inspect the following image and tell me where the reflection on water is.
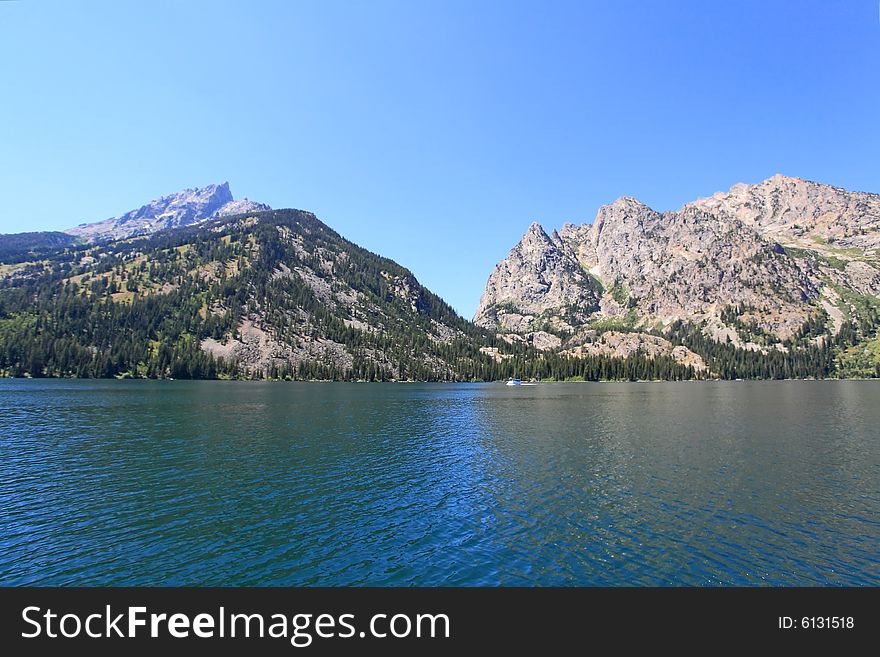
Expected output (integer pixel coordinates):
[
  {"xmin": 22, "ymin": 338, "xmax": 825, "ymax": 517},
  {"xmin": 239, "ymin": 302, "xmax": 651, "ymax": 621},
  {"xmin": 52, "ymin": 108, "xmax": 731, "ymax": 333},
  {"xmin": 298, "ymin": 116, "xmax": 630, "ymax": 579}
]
[{"xmin": 0, "ymin": 380, "xmax": 877, "ymax": 585}]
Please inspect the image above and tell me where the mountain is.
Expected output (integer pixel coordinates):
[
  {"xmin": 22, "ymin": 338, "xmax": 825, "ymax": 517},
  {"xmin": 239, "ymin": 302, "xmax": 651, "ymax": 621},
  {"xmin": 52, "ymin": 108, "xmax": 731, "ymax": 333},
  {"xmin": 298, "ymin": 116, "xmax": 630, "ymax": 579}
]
[
  {"xmin": 0, "ymin": 207, "xmax": 534, "ymax": 381},
  {"xmin": 2, "ymin": 175, "xmax": 878, "ymax": 382},
  {"xmin": 64, "ymin": 182, "xmax": 270, "ymax": 243},
  {"xmin": 476, "ymin": 175, "xmax": 880, "ymax": 378}
]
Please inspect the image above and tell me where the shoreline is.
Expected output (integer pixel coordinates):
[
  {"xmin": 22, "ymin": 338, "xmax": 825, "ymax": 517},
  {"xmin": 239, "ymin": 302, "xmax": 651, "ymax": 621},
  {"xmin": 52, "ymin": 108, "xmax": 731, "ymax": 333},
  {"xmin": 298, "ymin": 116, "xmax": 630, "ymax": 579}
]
[{"xmin": 1, "ymin": 376, "xmax": 878, "ymax": 384}]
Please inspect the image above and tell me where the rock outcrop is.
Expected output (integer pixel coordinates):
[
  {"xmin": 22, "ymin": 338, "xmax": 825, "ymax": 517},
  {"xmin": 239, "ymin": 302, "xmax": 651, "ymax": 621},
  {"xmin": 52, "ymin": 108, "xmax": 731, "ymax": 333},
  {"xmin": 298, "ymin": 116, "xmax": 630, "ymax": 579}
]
[
  {"xmin": 691, "ymin": 174, "xmax": 880, "ymax": 251},
  {"xmin": 476, "ymin": 175, "xmax": 880, "ymax": 350},
  {"xmin": 475, "ymin": 222, "xmax": 601, "ymax": 334}
]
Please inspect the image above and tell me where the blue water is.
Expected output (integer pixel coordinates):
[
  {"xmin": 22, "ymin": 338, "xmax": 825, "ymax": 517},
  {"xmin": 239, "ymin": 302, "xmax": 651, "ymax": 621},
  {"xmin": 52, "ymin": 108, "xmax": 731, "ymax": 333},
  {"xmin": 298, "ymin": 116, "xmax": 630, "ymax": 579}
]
[{"xmin": 0, "ymin": 379, "xmax": 877, "ymax": 585}]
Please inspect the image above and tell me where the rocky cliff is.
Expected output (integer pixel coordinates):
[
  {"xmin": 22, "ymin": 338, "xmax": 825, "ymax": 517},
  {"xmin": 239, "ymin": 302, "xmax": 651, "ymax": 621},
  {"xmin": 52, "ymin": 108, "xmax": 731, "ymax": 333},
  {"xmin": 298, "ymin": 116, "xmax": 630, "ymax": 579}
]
[{"xmin": 476, "ymin": 175, "xmax": 880, "ymax": 370}]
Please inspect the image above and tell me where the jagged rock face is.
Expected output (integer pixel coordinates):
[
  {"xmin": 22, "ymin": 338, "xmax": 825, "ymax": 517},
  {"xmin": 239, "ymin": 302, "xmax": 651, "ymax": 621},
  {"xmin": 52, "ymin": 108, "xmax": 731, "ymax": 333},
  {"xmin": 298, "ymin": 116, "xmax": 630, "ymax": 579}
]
[
  {"xmin": 65, "ymin": 183, "xmax": 270, "ymax": 242},
  {"xmin": 476, "ymin": 175, "xmax": 880, "ymax": 344},
  {"xmin": 583, "ymin": 198, "xmax": 817, "ymax": 335},
  {"xmin": 691, "ymin": 174, "xmax": 880, "ymax": 251},
  {"xmin": 474, "ymin": 222, "xmax": 601, "ymax": 332}
]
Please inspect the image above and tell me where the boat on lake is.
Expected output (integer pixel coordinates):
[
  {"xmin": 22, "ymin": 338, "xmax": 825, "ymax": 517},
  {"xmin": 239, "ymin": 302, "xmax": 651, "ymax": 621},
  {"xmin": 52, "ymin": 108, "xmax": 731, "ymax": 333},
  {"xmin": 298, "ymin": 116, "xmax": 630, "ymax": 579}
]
[{"xmin": 506, "ymin": 377, "xmax": 522, "ymax": 386}]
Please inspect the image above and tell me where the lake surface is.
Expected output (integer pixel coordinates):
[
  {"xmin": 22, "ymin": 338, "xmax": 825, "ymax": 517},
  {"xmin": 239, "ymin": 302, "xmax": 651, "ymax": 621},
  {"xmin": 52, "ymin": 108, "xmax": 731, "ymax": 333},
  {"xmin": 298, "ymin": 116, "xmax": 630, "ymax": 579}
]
[{"xmin": 0, "ymin": 380, "xmax": 877, "ymax": 586}]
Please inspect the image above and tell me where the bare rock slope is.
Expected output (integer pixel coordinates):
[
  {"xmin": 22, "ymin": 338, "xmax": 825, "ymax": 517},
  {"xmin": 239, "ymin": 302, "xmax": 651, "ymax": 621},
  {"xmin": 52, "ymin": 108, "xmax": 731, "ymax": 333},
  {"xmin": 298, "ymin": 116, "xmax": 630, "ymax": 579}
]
[{"xmin": 476, "ymin": 175, "xmax": 880, "ymax": 356}]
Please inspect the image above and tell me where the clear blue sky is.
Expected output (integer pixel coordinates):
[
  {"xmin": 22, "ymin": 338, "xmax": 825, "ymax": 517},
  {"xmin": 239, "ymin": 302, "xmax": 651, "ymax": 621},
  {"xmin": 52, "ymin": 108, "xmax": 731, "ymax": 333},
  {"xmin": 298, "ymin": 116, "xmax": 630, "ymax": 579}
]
[{"xmin": 1, "ymin": 1, "xmax": 878, "ymax": 317}]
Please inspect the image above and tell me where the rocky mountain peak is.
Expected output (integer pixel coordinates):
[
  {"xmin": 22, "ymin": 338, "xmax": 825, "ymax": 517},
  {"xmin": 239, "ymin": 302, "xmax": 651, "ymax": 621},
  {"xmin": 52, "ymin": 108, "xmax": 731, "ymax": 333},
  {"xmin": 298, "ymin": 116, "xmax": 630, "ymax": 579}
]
[
  {"xmin": 475, "ymin": 175, "xmax": 880, "ymax": 354},
  {"xmin": 64, "ymin": 183, "xmax": 270, "ymax": 243},
  {"xmin": 474, "ymin": 218, "xmax": 602, "ymax": 332},
  {"xmin": 523, "ymin": 221, "xmax": 551, "ymax": 241},
  {"xmin": 589, "ymin": 196, "xmax": 660, "ymax": 245}
]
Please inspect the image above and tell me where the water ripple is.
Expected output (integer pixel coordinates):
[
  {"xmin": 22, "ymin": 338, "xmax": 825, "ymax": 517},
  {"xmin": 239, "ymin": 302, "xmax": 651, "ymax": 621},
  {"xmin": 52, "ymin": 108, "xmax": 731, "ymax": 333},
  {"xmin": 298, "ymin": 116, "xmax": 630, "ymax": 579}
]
[{"xmin": 0, "ymin": 379, "xmax": 878, "ymax": 586}]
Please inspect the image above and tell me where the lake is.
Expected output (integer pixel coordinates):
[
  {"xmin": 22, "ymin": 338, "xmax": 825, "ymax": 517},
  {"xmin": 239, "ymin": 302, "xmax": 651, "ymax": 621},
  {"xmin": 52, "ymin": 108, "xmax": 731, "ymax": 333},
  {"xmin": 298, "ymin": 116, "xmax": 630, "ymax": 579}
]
[{"xmin": 0, "ymin": 379, "xmax": 877, "ymax": 586}]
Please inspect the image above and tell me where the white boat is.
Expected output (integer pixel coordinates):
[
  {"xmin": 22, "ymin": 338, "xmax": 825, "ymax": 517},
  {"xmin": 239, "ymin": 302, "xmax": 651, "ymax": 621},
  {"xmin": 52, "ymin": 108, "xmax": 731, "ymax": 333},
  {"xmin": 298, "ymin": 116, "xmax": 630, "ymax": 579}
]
[{"xmin": 506, "ymin": 378, "xmax": 522, "ymax": 386}]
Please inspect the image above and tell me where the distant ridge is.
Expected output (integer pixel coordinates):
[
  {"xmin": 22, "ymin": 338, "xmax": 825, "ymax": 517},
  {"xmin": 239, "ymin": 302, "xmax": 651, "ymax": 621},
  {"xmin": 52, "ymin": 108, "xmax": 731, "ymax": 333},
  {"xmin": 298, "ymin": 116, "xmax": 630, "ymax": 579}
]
[
  {"xmin": 0, "ymin": 231, "xmax": 76, "ymax": 261},
  {"xmin": 63, "ymin": 182, "xmax": 271, "ymax": 243}
]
